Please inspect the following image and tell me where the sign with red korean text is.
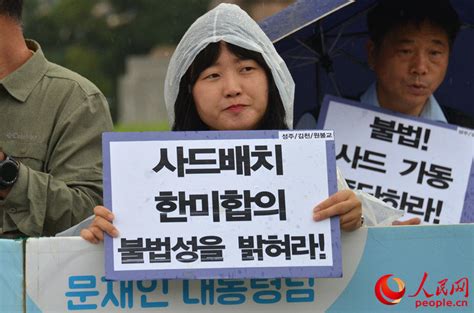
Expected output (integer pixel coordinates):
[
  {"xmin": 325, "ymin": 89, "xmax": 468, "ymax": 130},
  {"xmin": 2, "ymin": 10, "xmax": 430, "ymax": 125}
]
[
  {"xmin": 102, "ymin": 130, "xmax": 341, "ymax": 281},
  {"xmin": 318, "ymin": 96, "xmax": 474, "ymax": 224}
]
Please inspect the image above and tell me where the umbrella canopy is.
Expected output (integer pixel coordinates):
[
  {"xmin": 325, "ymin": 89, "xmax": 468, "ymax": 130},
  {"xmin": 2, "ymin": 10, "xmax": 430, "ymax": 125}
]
[{"xmin": 260, "ymin": 0, "xmax": 474, "ymax": 125}]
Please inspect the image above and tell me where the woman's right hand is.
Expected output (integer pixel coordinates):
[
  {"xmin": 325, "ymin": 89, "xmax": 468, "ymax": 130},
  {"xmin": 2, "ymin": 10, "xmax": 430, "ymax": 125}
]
[
  {"xmin": 80, "ymin": 206, "xmax": 119, "ymax": 244},
  {"xmin": 313, "ymin": 189, "xmax": 362, "ymax": 232}
]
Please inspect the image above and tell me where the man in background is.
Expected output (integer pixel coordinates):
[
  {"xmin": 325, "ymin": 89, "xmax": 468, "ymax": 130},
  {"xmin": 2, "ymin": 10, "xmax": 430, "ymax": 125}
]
[
  {"xmin": 296, "ymin": 0, "xmax": 473, "ymax": 129},
  {"xmin": 360, "ymin": 0, "xmax": 471, "ymax": 225},
  {"xmin": 0, "ymin": 0, "xmax": 113, "ymax": 237},
  {"xmin": 297, "ymin": 0, "xmax": 472, "ymax": 225},
  {"xmin": 363, "ymin": 0, "xmax": 474, "ymax": 128}
]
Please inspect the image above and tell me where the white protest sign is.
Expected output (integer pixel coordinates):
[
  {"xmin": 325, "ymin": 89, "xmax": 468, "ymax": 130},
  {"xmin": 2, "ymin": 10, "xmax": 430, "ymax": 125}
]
[
  {"xmin": 318, "ymin": 96, "xmax": 473, "ymax": 224},
  {"xmin": 102, "ymin": 130, "xmax": 341, "ymax": 280}
]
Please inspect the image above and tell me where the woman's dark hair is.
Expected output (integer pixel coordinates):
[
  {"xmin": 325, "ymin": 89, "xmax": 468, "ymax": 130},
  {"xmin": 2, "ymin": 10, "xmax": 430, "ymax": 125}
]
[
  {"xmin": 172, "ymin": 42, "xmax": 288, "ymax": 131},
  {"xmin": 0, "ymin": 0, "xmax": 23, "ymax": 21},
  {"xmin": 367, "ymin": 0, "xmax": 461, "ymax": 49}
]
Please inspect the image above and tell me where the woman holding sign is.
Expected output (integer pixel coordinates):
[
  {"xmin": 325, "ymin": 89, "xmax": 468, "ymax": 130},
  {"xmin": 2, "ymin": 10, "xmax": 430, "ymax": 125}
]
[{"xmin": 80, "ymin": 3, "xmax": 387, "ymax": 243}]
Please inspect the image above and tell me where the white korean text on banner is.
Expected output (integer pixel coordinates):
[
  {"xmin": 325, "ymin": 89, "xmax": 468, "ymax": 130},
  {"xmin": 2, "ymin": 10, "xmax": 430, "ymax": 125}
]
[
  {"xmin": 317, "ymin": 96, "xmax": 474, "ymax": 224},
  {"xmin": 102, "ymin": 130, "xmax": 341, "ymax": 280},
  {"xmin": 24, "ymin": 226, "xmax": 474, "ymax": 312}
]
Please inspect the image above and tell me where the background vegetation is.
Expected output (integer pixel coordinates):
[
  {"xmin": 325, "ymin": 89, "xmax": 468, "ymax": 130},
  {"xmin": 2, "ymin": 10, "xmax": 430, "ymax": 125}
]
[{"xmin": 22, "ymin": 0, "xmax": 211, "ymax": 126}]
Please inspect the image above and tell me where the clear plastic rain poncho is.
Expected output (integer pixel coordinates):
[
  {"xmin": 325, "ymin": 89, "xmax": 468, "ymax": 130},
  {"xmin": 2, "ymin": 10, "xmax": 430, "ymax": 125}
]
[{"xmin": 164, "ymin": 3, "xmax": 294, "ymax": 129}]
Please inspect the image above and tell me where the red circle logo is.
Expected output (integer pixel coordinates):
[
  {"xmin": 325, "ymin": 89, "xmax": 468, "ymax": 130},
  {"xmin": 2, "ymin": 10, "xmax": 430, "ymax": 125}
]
[{"xmin": 374, "ymin": 274, "xmax": 406, "ymax": 305}]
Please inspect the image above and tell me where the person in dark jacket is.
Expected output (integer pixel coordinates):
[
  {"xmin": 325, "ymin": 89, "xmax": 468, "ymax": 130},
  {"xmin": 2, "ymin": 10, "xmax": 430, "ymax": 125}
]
[{"xmin": 361, "ymin": 0, "xmax": 474, "ymax": 128}]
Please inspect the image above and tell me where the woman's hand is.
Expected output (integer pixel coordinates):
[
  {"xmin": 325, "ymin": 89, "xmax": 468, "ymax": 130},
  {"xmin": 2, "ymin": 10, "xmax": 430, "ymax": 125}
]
[
  {"xmin": 392, "ymin": 217, "xmax": 421, "ymax": 226},
  {"xmin": 313, "ymin": 190, "xmax": 362, "ymax": 231},
  {"xmin": 80, "ymin": 206, "xmax": 119, "ymax": 244}
]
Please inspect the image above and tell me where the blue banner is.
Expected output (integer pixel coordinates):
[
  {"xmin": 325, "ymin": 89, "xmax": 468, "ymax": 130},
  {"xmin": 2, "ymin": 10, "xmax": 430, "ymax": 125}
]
[{"xmin": 0, "ymin": 239, "xmax": 23, "ymax": 313}]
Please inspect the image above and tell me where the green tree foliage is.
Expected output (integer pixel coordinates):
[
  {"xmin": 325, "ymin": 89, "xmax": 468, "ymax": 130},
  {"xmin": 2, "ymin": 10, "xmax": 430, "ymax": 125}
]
[{"xmin": 22, "ymin": 0, "xmax": 211, "ymax": 120}]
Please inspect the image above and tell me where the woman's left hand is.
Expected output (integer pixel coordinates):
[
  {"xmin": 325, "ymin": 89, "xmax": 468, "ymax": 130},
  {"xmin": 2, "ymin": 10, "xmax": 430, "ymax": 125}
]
[{"xmin": 313, "ymin": 190, "xmax": 362, "ymax": 231}]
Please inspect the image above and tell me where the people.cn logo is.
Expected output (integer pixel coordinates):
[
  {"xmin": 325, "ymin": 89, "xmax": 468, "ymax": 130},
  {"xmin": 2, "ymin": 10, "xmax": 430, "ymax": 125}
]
[{"xmin": 375, "ymin": 274, "xmax": 406, "ymax": 305}]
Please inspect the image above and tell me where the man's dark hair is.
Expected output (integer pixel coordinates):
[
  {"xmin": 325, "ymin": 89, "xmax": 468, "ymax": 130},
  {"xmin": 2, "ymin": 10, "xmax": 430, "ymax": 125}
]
[
  {"xmin": 172, "ymin": 41, "xmax": 288, "ymax": 131},
  {"xmin": 0, "ymin": 0, "xmax": 23, "ymax": 21},
  {"xmin": 367, "ymin": 0, "xmax": 461, "ymax": 48}
]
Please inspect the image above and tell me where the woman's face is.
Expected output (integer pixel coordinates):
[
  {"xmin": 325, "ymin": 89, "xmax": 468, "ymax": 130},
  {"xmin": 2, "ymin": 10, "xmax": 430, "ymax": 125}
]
[{"xmin": 192, "ymin": 42, "xmax": 269, "ymax": 130}]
